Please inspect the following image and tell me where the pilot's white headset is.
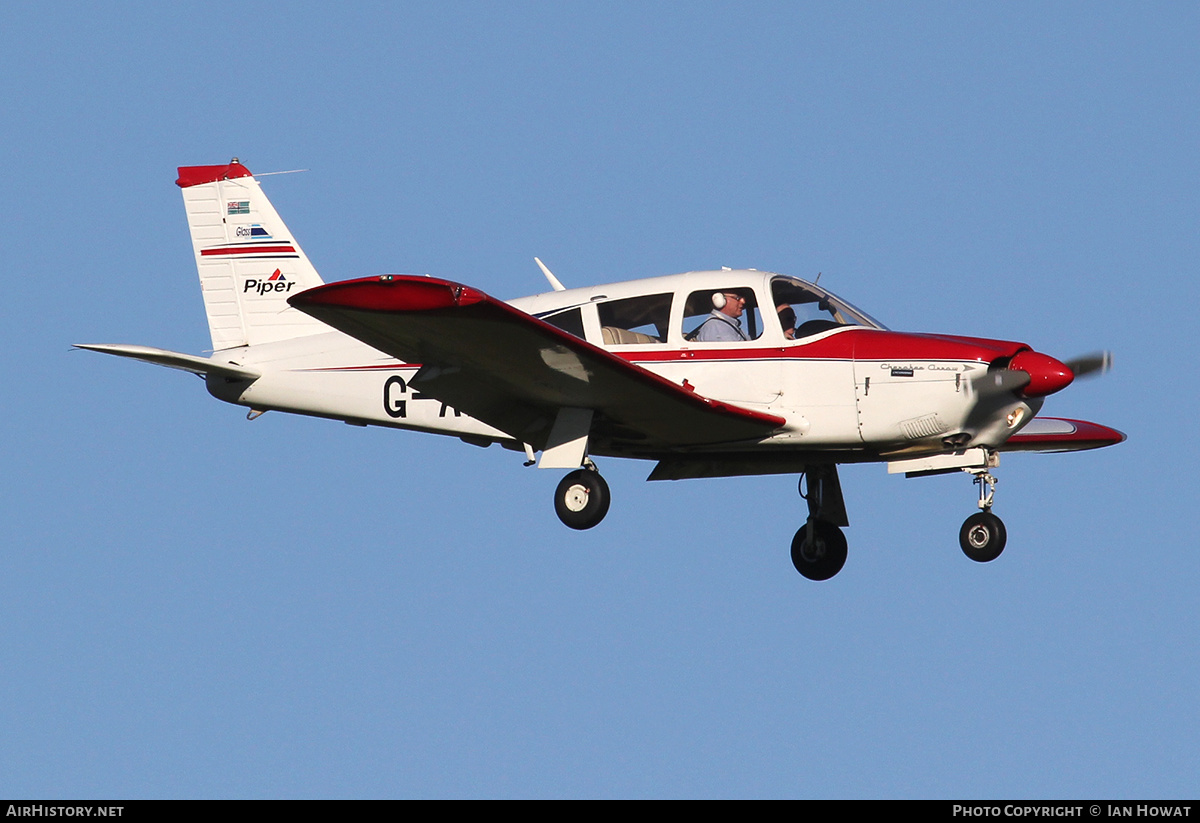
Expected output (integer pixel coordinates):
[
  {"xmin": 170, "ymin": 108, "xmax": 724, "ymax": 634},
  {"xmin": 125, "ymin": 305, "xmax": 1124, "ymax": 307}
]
[{"xmin": 712, "ymin": 292, "xmax": 727, "ymax": 310}]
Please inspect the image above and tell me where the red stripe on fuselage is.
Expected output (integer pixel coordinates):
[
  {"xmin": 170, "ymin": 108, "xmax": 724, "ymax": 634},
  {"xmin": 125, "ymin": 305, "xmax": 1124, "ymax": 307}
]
[
  {"xmin": 292, "ymin": 364, "xmax": 423, "ymax": 372},
  {"xmin": 608, "ymin": 329, "xmax": 1027, "ymax": 364}
]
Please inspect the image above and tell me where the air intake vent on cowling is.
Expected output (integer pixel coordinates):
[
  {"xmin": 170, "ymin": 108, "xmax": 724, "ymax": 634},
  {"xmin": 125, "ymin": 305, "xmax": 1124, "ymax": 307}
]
[{"xmin": 901, "ymin": 414, "xmax": 948, "ymax": 439}]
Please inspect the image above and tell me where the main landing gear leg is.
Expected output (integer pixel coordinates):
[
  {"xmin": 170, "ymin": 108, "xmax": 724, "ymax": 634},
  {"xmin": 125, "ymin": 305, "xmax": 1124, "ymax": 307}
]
[
  {"xmin": 554, "ymin": 460, "xmax": 610, "ymax": 530},
  {"xmin": 959, "ymin": 466, "xmax": 1006, "ymax": 562},
  {"xmin": 791, "ymin": 465, "xmax": 849, "ymax": 581}
]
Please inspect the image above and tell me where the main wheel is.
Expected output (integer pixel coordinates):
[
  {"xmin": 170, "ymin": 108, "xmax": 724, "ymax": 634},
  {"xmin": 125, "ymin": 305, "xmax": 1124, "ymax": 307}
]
[
  {"xmin": 790, "ymin": 519, "xmax": 848, "ymax": 580},
  {"xmin": 554, "ymin": 469, "xmax": 611, "ymax": 530},
  {"xmin": 959, "ymin": 511, "xmax": 1006, "ymax": 562}
]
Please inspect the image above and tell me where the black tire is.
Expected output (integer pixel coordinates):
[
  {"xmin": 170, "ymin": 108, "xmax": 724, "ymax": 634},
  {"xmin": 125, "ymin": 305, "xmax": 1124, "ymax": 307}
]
[
  {"xmin": 959, "ymin": 511, "xmax": 1006, "ymax": 562},
  {"xmin": 790, "ymin": 519, "xmax": 848, "ymax": 581},
  {"xmin": 554, "ymin": 469, "xmax": 611, "ymax": 530}
]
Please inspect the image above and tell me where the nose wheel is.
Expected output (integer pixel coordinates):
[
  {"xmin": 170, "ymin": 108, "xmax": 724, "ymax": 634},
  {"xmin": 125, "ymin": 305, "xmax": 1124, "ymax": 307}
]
[
  {"xmin": 959, "ymin": 468, "xmax": 1006, "ymax": 562},
  {"xmin": 554, "ymin": 467, "xmax": 610, "ymax": 530},
  {"xmin": 959, "ymin": 511, "xmax": 1006, "ymax": 562}
]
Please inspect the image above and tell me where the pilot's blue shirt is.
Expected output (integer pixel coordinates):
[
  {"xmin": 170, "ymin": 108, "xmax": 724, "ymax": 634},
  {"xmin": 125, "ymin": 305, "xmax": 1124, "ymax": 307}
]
[{"xmin": 694, "ymin": 310, "xmax": 749, "ymax": 342}]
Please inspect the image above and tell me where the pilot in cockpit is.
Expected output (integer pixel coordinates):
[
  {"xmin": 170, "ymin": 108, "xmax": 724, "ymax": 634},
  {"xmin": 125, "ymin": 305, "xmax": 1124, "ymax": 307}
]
[{"xmin": 694, "ymin": 292, "xmax": 750, "ymax": 342}]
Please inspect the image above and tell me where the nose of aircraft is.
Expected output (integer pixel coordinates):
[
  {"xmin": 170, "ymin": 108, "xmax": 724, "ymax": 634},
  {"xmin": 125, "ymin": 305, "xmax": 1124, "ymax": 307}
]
[{"xmin": 1009, "ymin": 350, "xmax": 1075, "ymax": 397}]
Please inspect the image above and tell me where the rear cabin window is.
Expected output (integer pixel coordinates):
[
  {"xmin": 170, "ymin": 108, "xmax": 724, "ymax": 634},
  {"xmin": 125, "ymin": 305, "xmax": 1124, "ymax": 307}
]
[
  {"xmin": 682, "ymin": 287, "xmax": 763, "ymax": 341},
  {"xmin": 597, "ymin": 293, "xmax": 672, "ymax": 345},
  {"xmin": 539, "ymin": 307, "xmax": 586, "ymax": 340}
]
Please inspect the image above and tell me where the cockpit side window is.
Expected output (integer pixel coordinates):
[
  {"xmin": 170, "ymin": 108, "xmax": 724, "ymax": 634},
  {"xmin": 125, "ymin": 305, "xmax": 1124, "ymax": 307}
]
[
  {"xmin": 770, "ymin": 276, "xmax": 886, "ymax": 339},
  {"xmin": 596, "ymin": 293, "xmax": 672, "ymax": 345}
]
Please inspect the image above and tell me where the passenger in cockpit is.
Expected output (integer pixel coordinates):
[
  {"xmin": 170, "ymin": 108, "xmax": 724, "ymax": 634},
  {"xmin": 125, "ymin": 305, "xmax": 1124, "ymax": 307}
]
[{"xmin": 777, "ymin": 304, "xmax": 797, "ymax": 340}]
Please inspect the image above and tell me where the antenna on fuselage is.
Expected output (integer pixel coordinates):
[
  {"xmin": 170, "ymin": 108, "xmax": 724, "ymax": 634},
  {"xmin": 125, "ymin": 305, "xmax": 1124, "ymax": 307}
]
[
  {"xmin": 814, "ymin": 271, "xmax": 822, "ymax": 285},
  {"xmin": 535, "ymin": 257, "xmax": 566, "ymax": 291}
]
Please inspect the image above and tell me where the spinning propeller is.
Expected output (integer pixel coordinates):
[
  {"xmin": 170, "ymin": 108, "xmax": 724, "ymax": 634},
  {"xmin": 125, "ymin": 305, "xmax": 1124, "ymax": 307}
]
[
  {"xmin": 1063, "ymin": 351, "xmax": 1113, "ymax": 379},
  {"xmin": 973, "ymin": 350, "xmax": 1113, "ymax": 399}
]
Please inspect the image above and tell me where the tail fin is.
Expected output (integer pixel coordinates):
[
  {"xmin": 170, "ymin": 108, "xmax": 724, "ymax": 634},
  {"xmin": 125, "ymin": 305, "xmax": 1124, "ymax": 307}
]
[{"xmin": 177, "ymin": 159, "xmax": 328, "ymax": 350}]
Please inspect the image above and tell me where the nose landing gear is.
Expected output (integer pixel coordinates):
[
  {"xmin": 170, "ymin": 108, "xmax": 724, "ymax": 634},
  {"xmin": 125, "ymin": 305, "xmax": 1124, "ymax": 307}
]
[{"xmin": 959, "ymin": 468, "xmax": 1006, "ymax": 562}]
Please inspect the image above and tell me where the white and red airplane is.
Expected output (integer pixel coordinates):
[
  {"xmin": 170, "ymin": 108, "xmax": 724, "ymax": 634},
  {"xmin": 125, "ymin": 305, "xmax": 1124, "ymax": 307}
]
[{"xmin": 78, "ymin": 159, "xmax": 1124, "ymax": 580}]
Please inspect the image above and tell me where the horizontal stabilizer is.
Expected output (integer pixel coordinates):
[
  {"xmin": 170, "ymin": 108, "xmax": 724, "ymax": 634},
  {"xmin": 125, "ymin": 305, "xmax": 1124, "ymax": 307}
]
[{"xmin": 74, "ymin": 344, "xmax": 260, "ymax": 381}]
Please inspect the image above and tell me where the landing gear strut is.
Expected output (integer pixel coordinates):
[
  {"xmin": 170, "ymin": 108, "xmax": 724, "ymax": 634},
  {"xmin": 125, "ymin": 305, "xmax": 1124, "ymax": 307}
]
[
  {"xmin": 792, "ymin": 466, "xmax": 849, "ymax": 580},
  {"xmin": 554, "ymin": 464, "xmax": 610, "ymax": 530},
  {"xmin": 959, "ymin": 467, "xmax": 1006, "ymax": 562}
]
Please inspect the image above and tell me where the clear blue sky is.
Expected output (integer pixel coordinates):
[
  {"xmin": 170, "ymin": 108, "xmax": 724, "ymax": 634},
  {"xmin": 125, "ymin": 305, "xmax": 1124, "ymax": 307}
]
[{"xmin": 1, "ymin": 2, "xmax": 1195, "ymax": 798}]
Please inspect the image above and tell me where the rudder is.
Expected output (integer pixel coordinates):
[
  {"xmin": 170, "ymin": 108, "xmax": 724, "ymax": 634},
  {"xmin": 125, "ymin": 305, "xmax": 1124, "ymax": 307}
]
[{"xmin": 177, "ymin": 159, "xmax": 327, "ymax": 350}]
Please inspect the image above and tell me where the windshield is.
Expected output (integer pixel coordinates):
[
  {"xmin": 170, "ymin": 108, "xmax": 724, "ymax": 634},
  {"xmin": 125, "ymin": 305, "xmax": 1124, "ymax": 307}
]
[{"xmin": 770, "ymin": 276, "xmax": 887, "ymax": 338}]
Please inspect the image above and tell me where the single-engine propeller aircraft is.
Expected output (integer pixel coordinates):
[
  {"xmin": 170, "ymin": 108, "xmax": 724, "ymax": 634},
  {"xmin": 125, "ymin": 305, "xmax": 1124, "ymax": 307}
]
[{"xmin": 78, "ymin": 159, "xmax": 1125, "ymax": 580}]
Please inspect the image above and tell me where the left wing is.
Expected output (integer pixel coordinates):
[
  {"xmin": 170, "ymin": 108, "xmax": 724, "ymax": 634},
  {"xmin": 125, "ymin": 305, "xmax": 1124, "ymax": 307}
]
[{"xmin": 289, "ymin": 275, "xmax": 785, "ymax": 452}]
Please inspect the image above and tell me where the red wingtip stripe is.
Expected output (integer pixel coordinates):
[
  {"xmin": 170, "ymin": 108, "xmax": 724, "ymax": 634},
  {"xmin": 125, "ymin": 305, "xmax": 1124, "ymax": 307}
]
[
  {"xmin": 290, "ymin": 276, "xmax": 481, "ymax": 312},
  {"xmin": 176, "ymin": 161, "xmax": 254, "ymax": 188},
  {"xmin": 1007, "ymin": 418, "xmax": 1126, "ymax": 449}
]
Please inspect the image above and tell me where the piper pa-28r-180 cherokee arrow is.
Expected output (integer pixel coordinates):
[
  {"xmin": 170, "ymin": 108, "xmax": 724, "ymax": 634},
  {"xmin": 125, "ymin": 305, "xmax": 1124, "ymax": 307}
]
[{"xmin": 78, "ymin": 159, "xmax": 1125, "ymax": 581}]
